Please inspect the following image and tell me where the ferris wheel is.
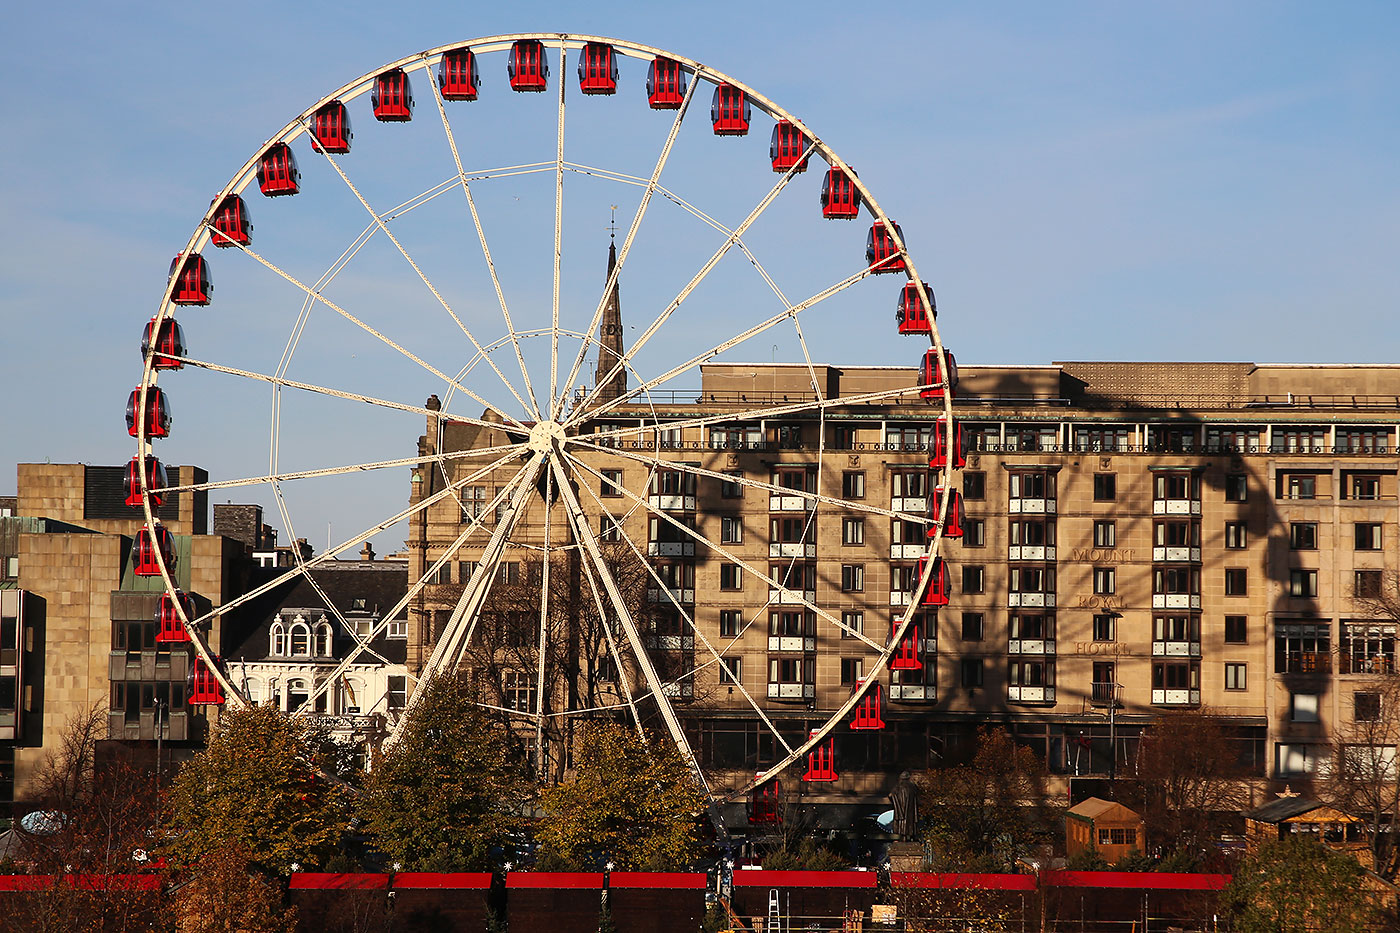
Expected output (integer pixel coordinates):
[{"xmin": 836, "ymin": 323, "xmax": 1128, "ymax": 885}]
[{"xmin": 129, "ymin": 34, "xmax": 959, "ymax": 823}]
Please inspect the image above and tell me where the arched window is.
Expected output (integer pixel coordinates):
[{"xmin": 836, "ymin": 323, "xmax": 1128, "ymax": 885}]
[
  {"xmin": 287, "ymin": 678, "xmax": 310, "ymax": 712},
  {"xmin": 270, "ymin": 622, "xmax": 287, "ymax": 657},
  {"xmin": 290, "ymin": 623, "xmax": 311, "ymax": 656},
  {"xmin": 315, "ymin": 623, "xmax": 334, "ymax": 657}
]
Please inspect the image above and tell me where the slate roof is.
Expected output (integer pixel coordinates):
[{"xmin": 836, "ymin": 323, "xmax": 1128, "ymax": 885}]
[{"xmin": 1244, "ymin": 796, "xmax": 1325, "ymax": 824}]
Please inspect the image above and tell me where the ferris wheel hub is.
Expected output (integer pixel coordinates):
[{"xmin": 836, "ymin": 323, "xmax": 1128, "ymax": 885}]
[{"xmin": 527, "ymin": 419, "xmax": 568, "ymax": 454}]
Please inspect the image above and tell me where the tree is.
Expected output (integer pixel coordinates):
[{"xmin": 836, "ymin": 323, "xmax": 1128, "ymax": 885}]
[
  {"xmin": 165, "ymin": 703, "xmax": 350, "ymax": 874},
  {"xmin": 1126, "ymin": 709, "xmax": 1248, "ymax": 862},
  {"xmin": 1222, "ymin": 836, "xmax": 1377, "ymax": 933},
  {"xmin": 534, "ymin": 722, "xmax": 705, "ymax": 870},
  {"xmin": 883, "ymin": 878, "xmax": 1015, "ymax": 933},
  {"xmin": 172, "ymin": 843, "xmax": 296, "ymax": 933},
  {"xmin": 360, "ymin": 674, "xmax": 532, "ymax": 869}
]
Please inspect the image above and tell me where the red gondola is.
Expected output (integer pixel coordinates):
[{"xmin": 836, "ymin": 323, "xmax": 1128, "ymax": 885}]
[
  {"xmin": 646, "ymin": 56, "xmax": 687, "ymax": 109},
  {"xmin": 930, "ymin": 416, "xmax": 966, "ymax": 469},
  {"xmin": 126, "ymin": 387, "xmax": 172, "ymax": 439},
  {"xmin": 916, "ymin": 556, "xmax": 950, "ymax": 607},
  {"xmin": 918, "ymin": 347, "xmax": 959, "ymax": 401},
  {"xmin": 850, "ymin": 680, "xmax": 885, "ymax": 730},
  {"xmin": 134, "ymin": 523, "xmax": 175, "ymax": 577},
  {"xmin": 578, "ymin": 42, "xmax": 618, "ymax": 95},
  {"xmin": 188, "ymin": 656, "xmax": 226, "ymax": 706},
  {"xmin": 210, "ymin": 194, "xmax": 252, "ymax": 247},
  {"xmin": 257, "ymin": 143, "xmax": 300, "ymax": 197},
  {"xmin": 711, "ymin": 84, "xmax": 750, "ymax": 136},
  {"xmin": 311, "ymin": 100, "xmax": 352, "ymax": 152},
  {"xmin": 155, "ymin": 591, "xmax": 194, "ymax": 644},
  {"xmin": 891, "ymin": 620, "xmax": 922, "ymax": 670},
  {"xmin": 748, "ymin": 777, "xmax": 781, "ymax": 824},
  {"xmin": 769, "ymin": 120, "xmax": 810, "ymax": 173},
  {"xmin": 141, "ymin": 317, "xmax": 186, "ymax": 371},
  {"xmin": 802, "ymin": 730, "xmax": 838, "ymax": 782},
  {"xmin": 508, "ymin": 40, "xmax": 549, "ymax": 92},
  {"xmin": 820, "ymin": 166, "xmax": 860, "ymax": 219},
  {"xmin": 372, "ymin": 69, "xmax": 413, "ymax": 121},
  {"xmin": 123, "ymin": 456, "xmax": 168, "ymax": 509},
  {"xmin": 896, "ymin": 282, "xmax": 935, "ymax": 335},
  {"xmin": 168, "ymin": 253, "xmax": 212, "ymax": 305},
  {"xmin": 866, "ymin": 221, "xmax": 906, "ymax": 273},
  {"xmin": 438, "ymin": 48, "xmax": 481, "ymax": 101},
  {"xmin": 930, "ymin": 485, "xmax": 964, "ymax": 539}
]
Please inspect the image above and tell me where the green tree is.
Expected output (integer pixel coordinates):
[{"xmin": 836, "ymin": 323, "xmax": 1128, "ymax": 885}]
[
  {"xmin": 535, "ymin": 723, "xmax": 705, "ymax": 870},
  {"xmin": 360, "ymin": 675, "xmax": 532, "ymax": 869},
  {"xmin": 1222, "ymin": 836, "xmax": 1377, "ymax": 933},
  {"xmin": 165, "ymin": 704, "xmax": 350, "ymax": 873},
  {"xmin": 172, "ymin": 843, "xmax": 296, "ymax": 933}
]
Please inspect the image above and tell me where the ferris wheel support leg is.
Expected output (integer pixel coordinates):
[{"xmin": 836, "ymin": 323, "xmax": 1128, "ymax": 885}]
[{"xmin": 547, "ymin": 456, "xmax": 727, "ymax": 838}]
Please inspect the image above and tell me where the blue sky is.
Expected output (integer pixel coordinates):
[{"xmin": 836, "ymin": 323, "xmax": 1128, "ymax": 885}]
[{"xmin": 2, "ymin": 2, "xmax": 1397, "ymax": 551}]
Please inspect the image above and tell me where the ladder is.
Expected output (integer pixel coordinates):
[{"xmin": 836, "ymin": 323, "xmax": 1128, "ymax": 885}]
[{"xmin": 767, "ymin": 889, "xmax": 782, "ymax": 933}]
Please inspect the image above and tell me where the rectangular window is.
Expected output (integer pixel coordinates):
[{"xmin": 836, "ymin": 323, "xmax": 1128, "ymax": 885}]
[
  {"xmin": 720, "ymin": 657, "xmax": 742, "ymax": 685},
  {"xmin": 842, "ymin": 517, "xmax": 865, "ymax": 546},
  {"xmin": 1093, "ymin": 474, "xmax": 1116, "ymax": 502},
  {"xmin": 1291, "ymin": 693, "xmax": 1320, "ymax": 723},
  {"xmin": 1225, "ymin": 663, "xmax": 1247, "ymax": 691},
  {"xmin": 1285, "ymin": 474, "xmax": 1317, "ymax": 500},
  {"xmin": 721, "ymin": 471, "xmax": 744, "ymax": 498},
  {"xmin": 601, "ymin": 469, "xmax": 624, "ymax": 498},
  {"xmin": 842, "ymin": 471, "xmax": 865, "ymax": 499},
  {"xmin": 1225, "ymin": 615, "xmax": 1248, "ymax": 644},
  {"xmin": 841, "ymin": 611, "xmax": 864, "ymax": 639},
  {"xmin": 1225, "ymin": 474, "xmax": 1248, "ymax": 502},
  {"xmin": 1225, "ymin": 568, "xmax": 1247, "ymax": 596},
  {"xmin": 840, "ymin": 657, "xmax": 864, "ymax": 685},
  {"xmin": 1092, "ymin": 614, "xmax": 1116, "ymax": 642},
  {"xmin": 1355, "ymin": 570, "xmax": 1382, "ymax": 598},
  {"xmin": 841, "ymin": 564, "xmax": 865, "ymax": 593},
  {"xmin": 719, "ymin": 610, "xmax": 742, "ymax": 638},
  {"xmin": 1290, "ymin": 523, "xmax": 1318, "ymax": 550},
  {"xmin": 1010, "ymin": 470, "xmax": 1056, "ymax": 500},
  {"xmin": 1276, "ymin": 622, "xmax": 1331, "ymax": 674},
  {"xmin": 1352, "ymin": 474, "xmax": 1381, "ymax": 500},
  {"xmin": 1341, "ymin": 622, "xmax": 1395, "ymax": 674},
  {"xmin": 1151, "ymin": 660, "xmax": 1199, "ymax": 691},
  {"xmin": 1093, "ymin": 521, "xmax": 1115, "ymax": 548},
  {"xmin": 501, "ymin": 671, "xmax": 534, "ymax": 712},
  {"xmin": 460, "ymin": 485, "xmax": 488, "ymax": 520},
  {"xmin": 1154, "ymin": 566, "xmax": 1201, "ymax": 596},
  {"xmin": 721, "ymin": 516, "xmax": 743, "ymax": 544},
  {"xmin": 719, "ymin": 564, "xmax": 742, "ymax": 591},
  {"xmin": 1225, "ymin": 522, "xmax": 1248, "ymax": 549},
  {"xmin": 1093, "ymin": 567, "xmax": 1116, "ymax": 595},
  {"xmin": 1154, "ymin": 471, "xmax": 1199, "ymax": 501},
  {"xmin": 960, "ymin": 658, "xmax": 984, "ymax": 688},
  {"xmin": 1276, "ymin": 744, "xmax": 1321, "ymax": 775},
  {"xmin": 963, "ymin": 519, "xmax": 986, "ymax": 547},
  {"xmin": 962, "ymin": 471, "xmax": 986, "ymax": 501},
  {"xmin": 1289, "ymin": 569, "xmax": 1318, "ymax": 598},
  {"xmin": 961, "ymin": 565, "xmax": 985, "ymax": 594},
  {"xmin": 599, "ymin": 515, "xmax": 623, "ymax": 543},
  {"xmin": 1356, "ymin": 523, "xmax": 1383, "ymax": 551},
  {"xmin": 890, "ymin": 469, "xmax": 929, "ymax": 500},
  {"xmin": 1356, "ymin": 692, "xmax": 1382, "ymax": 722},
  {"xmin": 961, "ymin": 612, "xmax": 984, "ymax": 640}
]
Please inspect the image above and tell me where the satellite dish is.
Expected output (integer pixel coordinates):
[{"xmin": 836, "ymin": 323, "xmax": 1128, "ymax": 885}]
[{"xmin": 19, "ymin": 810, "xmax": 68, "ymax": 836}]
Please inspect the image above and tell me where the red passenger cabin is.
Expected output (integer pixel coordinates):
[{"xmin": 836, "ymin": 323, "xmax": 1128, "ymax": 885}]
[
  {"xmin": 891, "ymin": 620, "xmax": 922, "ymax": 670},
  {"xmin": 930, "ymin": 416, "xmax": 966, "ymax": 469},
  {"xmin": 142, "ymin": 317, "xmax": 186, "ymax": 370},
  {"xmin": 850, "ymin": 679, "xmax": 885, "ymax": 730},
  {"xmin": 578, "ymin": 42, "xmax": 618, "ymax": 94},
  {"xmin": 866, "ymin": 221, "xmax": 905, "ymax": 273},
  {"xmin": 257, "ymin": 143, "xmax": 300, "ymax": 197},
  {"xmin": 711, "ymin": 84, "xmax": 750, "ymax": 136},
  {"xmin": 930, "ymin": 485, "xmax": 964, "ymax": 539},
  {"xmin": 897, "ymin": 282, "xmax": 935, "ymax": 335},
  {"xmin": 508, "ymin": 40, "xmax": 549, "ymax": 92},
  {"xmin": 133, "ymin": 524, "xmax": 175, "ymax": 577},
  {"xmin": 438, "ymin": 48, "xmax": 481, "ymax": 101},
  {"xmin": 210, "ymin": 194, "xmax": 252, "ymax": 247},
  {"xmin": 188, "ymin": 657, "xmax": 226, "ymax": 706},
  {"xmin": 820, "ymin": 167, "xmax": 860, "ymax": 219},
  {"xmin": 168, "ymin": 253, "xmax": 212, "ymax": 305},
  {"xmin": 372, "ymin": 69, "xmax": 413, "ymax": 121},
  {"xmin": 646, "ymin": 56, "xmax": 687, "ymax": 109},
  {"xmin": 311, "ymin": 100, "xmax": 352, "ymax": 152},
  {"xmin": 769, "ymin": 120, "xmax": 810, "ymax": 173},
  {"xmin": 126, "ymin": 387, "xmax": 172, "ymax": 439},
  {"xmin": 748, "ymin": 777, "xmax": 781, "ymax": 824},
  {"xmin": 918, "ymin": 348, "xmax": 958, "ymax": 401},
  {"xmin": 915, "ymin": 556, "xmax": 950, "ymax": 607},
  {"xmin": 156, "ymin": 591, "xmax": 194, "ymax": 644},
  {"xmin": 802, "ymin": 730, "xmax": 838, "ymax": 782},
  {"xmin": 123, "ymin": 456, "xmax": 168, "ymax": 509}
]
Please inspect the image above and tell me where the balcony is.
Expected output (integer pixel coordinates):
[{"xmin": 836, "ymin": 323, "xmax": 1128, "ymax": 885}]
[
  {"xmin": 1152, "ymin": 639, "xmax": 1201, "ymax": 658},
  {"xmin": 1153, "ymin": 498, "xmax": 1201, "ymax": 516},
  {"xmin": 649, "ymin": 494, "xmax": 695, "ymax": 512},
  {"xmin": 1008, "ymin": 592, "xmax": 1056, "ymax": 608},
  {"xmin": 1009, "ymin": 497, "xmax": 1056, "ymax": 515},
  {"xmin": 768, "ymin": 493, "xmax": 812, "ymax": 513},
  {"xmin": 770, "ymin": 542, "xmax": 817, "ymax": 559},
  {"xmin": 889, "ymin": 684, "xmax": 936, "ymax": 702},
  {"xmin": 767, "ymin": 635, "xmax": 816, "ymax": 652},
  {"xmin": 648, "ymin": 541, "xmax": 695, "ymax": 558},
  {"xmin": 1090, "ymin": 681, "xmax": 1121, "ymax": 707},
  {"xmin": 1152, "ymin": 688, "xmax": 1201, "ymax": 706},
  {"xmin": 767, "ymin": 682, "xmax": 815, "ymax": 701},
  {"xmin": 1008, "ymin": 545, "xmax": 1056, "ymax": 561},
  {"xmin": 1152, "ymin": 594, "xmax": 1201, "ymax": 610},
  {"xmin": 769, "ymin": 587, "xmax": 816, "ymax": 605},
  {"xmin": 1008, "ymin": 685, "xmax": 1056, "ymax": 704},
  {"xmin": 1152, "ymin": 546, "xmax": 1201, "ymax": 563},
  {"xmin": 1009, "ymin": 638, "xmax": 1056, "ymax": 656}
]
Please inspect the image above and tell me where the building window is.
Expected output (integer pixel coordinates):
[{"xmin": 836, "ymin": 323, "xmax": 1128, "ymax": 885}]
[
  {"xmin": 840, "ymin": 658, "xmax": 863, "ymax": 685},
  {"xmin": 1284, "ymin": 474, "xmax": 1317, "ymax": 500},
  {"xmin": 1355, "ymin": 570, "xmax": 1382, "ymax": 598},
  {"xmin": 431, "ymin": 563, "xmax": 452, "ymax": 585},
  {"xmin": 1092, "ymin": 662, "xmax": 1116, "ymax": 700},
  {"xmin": 1225, "ymin": 474, "xmax": 1248, "ymax": 502},
  {"xmin": 1093, "ymin": 474, "xmax": 1116, "ymax": 502},
  {"xmin": 1351, "ymin": 474, "xmax": 1381, "ymax": 500},
  {"xmin": 1010, "ymin": 470, "xmax": 1056, "ymax": 500},
  {"xmin": 1289, "ymin": 570, "xmax": 1319, "ymax": 598},
  {"xmin": 721, "ymin": 516, "xmax": 743, "ymax": 544},
  {"xmin": 1093, "ymin": 568, "xmax": 1116, "ymax": 595},
  {"xmin": 963, "ymin": 519, "xmax": 986, "ymax": 547},
  {"xmin": 841, "ymin": 611, "xmax": 864, "ymax": 639},
  {"xmin": 1290, "ymin": 693, "xmax": 1320, "ymax": 723},
  {"xmin": 1225, "ymin": 569, "xmax": 1247, "ymax": 596},
  {"xmin": 497, "ymin": 561, "xmax": 521, "ymax": 585},
  {"xmin": 289, "ymin": 623, "xmax": 311, "ymax": 657},
  {"xmin": 1008, "ymin": 658, "xmax": 1055, "ymax": 689},
  {"xmin": 1225, "ymin": 522, "xmax": 1248, "ymax": 549},
  {"xmin": 599, "ymin": 515, "xmax": 622, "ymax": 543},
  {"xmin": 1154, "ymin": 615, "xmax": 1200, "ymax": 644},
  {"xmin": 502, "ymin": 671, "xmax": 535, "ymax": 712},
  {"xmin": 719, "ymin": 564, "xmax": 742, "ymax": 591},
  {"xmin": 1154, "ymin": 566, "xmax": 1200, "ymax": 597},
  {"xmin": 1356, "ymin": 692, "xmax": 1382, "ymax": 722},
  {"xmin": 719, "ymin": 610, "xmax": 742, "ymax": 639},
  {"xmin": 841, "ymin": 471, "xmax": 865, "ymax": 499},
  {"xmin": 1225, "ymin": 663, "xmax": 1247, "ymax": 691},
  {"xmin": 1151, "ymin": 660, "xmax": 1199, "ymax": 692},
  {"xmin": 961, "ymin": 612, "xmax": 984, "ymax": 640},
  {"xmin": 841, "ymin": 564, "xmax": 864, "ymax": 593},
  {"xmin": 842, "ymin": 517, "xmax": 865, "ymax": 546},
  {"xmin": 1276, "ymin": 744, "xmax": 1321, "ymax": 775},
  {"xmin": 1356, "ymin": 523, "xmax": 1383, "ymax": 551},
  {"xmin": 1341, "ymin": 622, "xmax": 1394, "ymax": 674},
  {"xmin": 962, "ymin": 472, "xmax": 985, "ymax": 501},
  {"xmin": 720, "ymin": 657, "xmax": 742, "ymax": 685},
  {"xmin": 721, "ymin": 471, "xmax": 744, "ymax": 498},
  {"xmin": 270, "ymin": 622, "xmax": 287, "ymax": 657},
  {"xmin": 287, "ymin": 678, "xmax": 310, "ymax": 713},
  {"xmin": 1290, "ymin": 523, "xmax": 1318, "ymax": 550},
  {"xmin": 962, "ymin": 565, "xmax": 985, "ymax": 594},
  {"xmin": 1092, "ymin": 614, "xmax": 1116, "ymax": 642},
  {"xmin": 460, "ymin": 485, "xmax": 488, "ymax": 520},
  {"xmin": 1276, "ymin": 622, "xmax": 1331, "ymax": 674},
  {"xmin": 960, "ymin": 659, "xmax": 984, "ymax": 688},
  {"xmin": 601, "ymin": 470, "xmax": 623, "ymax": 498},
  {"xmin": 1093, "ymin": 521, "xmax": 1115, "ymax": 548},
  {"xmin": 387, "ymin": 620, "xmax": 408, "ymax": 638},
  {"xmin": 315, "ymin": 623, "xmax": 333, "ymax": 657},
  {"xmin": 1225, "ymin": 615, "xmax": 1248, "ymax": 644}
]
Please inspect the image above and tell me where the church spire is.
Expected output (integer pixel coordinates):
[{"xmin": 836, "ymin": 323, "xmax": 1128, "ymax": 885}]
[{"xmin": 595, "ymin": 210, "xmax": 626, "ymax": 403}]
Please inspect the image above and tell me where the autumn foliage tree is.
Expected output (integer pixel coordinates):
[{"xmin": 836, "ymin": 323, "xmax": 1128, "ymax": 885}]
[{"xmin": 1222, "ymin": 836, "xmax": 1378, "ymax": 933}]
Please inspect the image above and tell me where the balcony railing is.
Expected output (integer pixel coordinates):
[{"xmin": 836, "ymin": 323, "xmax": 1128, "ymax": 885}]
[
  {"xmin": 1279, "ymin": 652, "xmax": 1332, "ymax": 674},
  {"xmin": 1338, "ymin": 654, "xmax": 1396, "ymax": 675},
  {"xmin": 1090, "ymin": 681, "xmax": 1120, "ymax": 707}
]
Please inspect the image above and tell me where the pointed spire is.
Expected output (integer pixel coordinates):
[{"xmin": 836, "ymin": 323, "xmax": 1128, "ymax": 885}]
[{"xmin": 596, "ymin": 212, "xmax": 626, "ymax": 403}]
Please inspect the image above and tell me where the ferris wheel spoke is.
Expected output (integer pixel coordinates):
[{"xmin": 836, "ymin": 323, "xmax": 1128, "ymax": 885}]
[
  {"xmin": 205, "ymin": 232, "xmax": 532, "ymax": 432},
  {"xmin": 533, "ymin": 470, "xmax": 554, "ymax": 769},
  {"xmin": 418, "ymin": 57, "xmax": 543, "ymax": 421},
  {"xmin": 553, "ymin": 63, "xmax": 700, "ymax": 422},
  {"xmin": 566, "ymin": 142, "xmax": 816, "ymax": 423},
  {"xmin": 570, "ymin": 529, "xmax": 646, "ymax": 735},
  {"xmin": 549, "ymin": 41, "xmax": 568, "ymax": 413}
]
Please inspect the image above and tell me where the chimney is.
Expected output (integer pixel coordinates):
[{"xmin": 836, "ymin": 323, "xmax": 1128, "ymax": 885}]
[{"xmin": 360, "ymin": 542, "xmax": 376, "ymax": 562}]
